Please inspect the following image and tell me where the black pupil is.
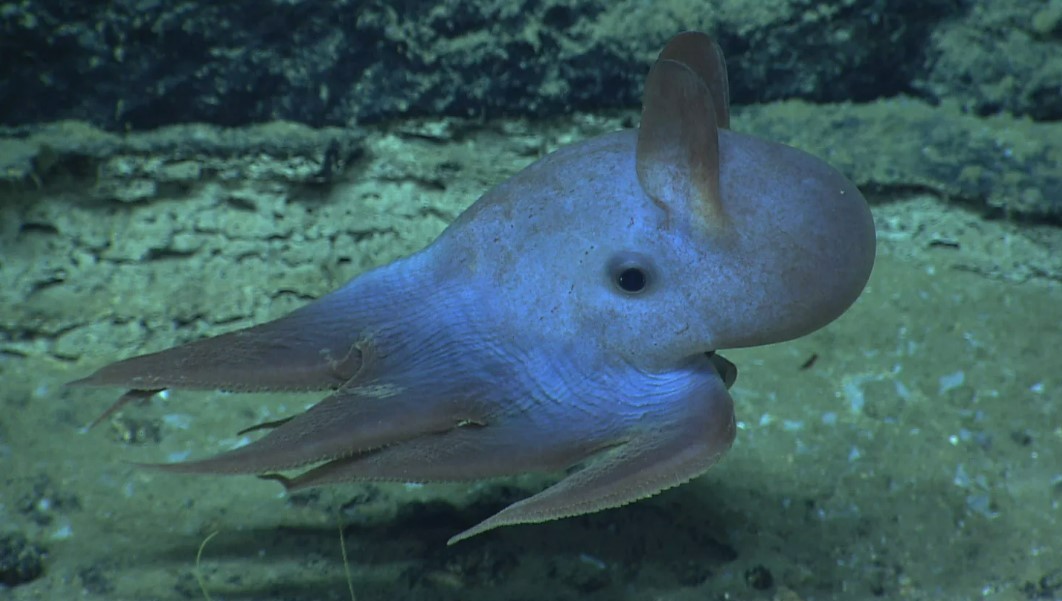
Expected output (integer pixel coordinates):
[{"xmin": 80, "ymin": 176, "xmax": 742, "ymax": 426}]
[{"xmin": 617, "ymin": 267, "xmax": 646, "ymax": 292}]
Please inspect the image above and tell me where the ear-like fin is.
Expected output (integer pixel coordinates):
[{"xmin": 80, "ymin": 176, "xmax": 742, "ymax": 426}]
[
  {"xmin": 657, "ymin": 31, "xmax": 730, "ymax": 129},
  {"xmin": 636, "ymin": 58, "xmax": 725, "ymax": 229}
]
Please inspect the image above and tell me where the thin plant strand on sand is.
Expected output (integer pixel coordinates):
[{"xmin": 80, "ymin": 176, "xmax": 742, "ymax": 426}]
[
  {"xmin": 192, "ymin": 515, "xmax": 356, "ymax": 600},
  {"xmin": 194, "ymin": 530, "xmax": 220, "ymax": 601},
  {"xmin": 338, "ymin": 511, "xmax": 357, "ymax": 601}
]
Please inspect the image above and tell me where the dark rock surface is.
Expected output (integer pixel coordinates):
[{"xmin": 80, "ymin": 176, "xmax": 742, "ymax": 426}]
[
  {"xmin": 915, "ymin": 1, "xmax": 1062, "ymax": 120},
  {"xmin": 10, "ymin": 0, "xmax": 1054, "ymax": 131},
  {"xmin": 1, "ymin": 0, "xmax": 1058, "ymax": 216}
]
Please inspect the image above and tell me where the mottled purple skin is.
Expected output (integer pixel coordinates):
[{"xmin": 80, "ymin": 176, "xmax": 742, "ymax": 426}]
[{"xmin": 71, "ymin": 32, "xmax": 875, "ymax": 544}]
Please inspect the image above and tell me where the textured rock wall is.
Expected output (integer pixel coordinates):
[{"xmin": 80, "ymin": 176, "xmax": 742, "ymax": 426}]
[{"xmin": 5, "ymin": 0, "xmax": 1057, "ymax": 130}]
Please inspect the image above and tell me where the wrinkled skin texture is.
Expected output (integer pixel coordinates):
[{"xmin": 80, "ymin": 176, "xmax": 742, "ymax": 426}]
[{"xmin": 71, "ymin": 32, "xmax": 876, "ymax": 544}]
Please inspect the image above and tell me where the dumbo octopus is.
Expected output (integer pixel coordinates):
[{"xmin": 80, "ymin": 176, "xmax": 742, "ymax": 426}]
[{"xmin": 73, "ymin": 32, "xmax": 875, "ymax": 544}]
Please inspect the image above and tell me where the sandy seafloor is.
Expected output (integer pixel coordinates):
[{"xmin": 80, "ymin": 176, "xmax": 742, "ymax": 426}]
[{"xmin": 0, "ymin": 106, "xmax": 1059, "ymax": 601}]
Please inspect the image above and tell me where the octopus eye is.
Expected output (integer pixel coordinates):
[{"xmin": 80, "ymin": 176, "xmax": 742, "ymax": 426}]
[
  {"xmin": 608, "ymin": 252, "xmax": 654, "ymax": 295},
  {"xmin": 617, "ymin": 267, "xmax": 647, "ymax": 293}
]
